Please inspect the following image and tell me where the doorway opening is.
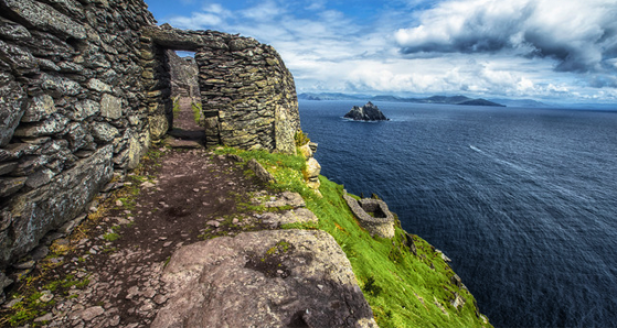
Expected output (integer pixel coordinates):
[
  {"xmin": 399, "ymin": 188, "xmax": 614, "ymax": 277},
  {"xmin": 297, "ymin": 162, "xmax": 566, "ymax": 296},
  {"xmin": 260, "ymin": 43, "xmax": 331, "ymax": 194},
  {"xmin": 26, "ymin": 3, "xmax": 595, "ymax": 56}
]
[{"xmin": 165, "ymin": 50, "xmax": 205, "ymax": 146}]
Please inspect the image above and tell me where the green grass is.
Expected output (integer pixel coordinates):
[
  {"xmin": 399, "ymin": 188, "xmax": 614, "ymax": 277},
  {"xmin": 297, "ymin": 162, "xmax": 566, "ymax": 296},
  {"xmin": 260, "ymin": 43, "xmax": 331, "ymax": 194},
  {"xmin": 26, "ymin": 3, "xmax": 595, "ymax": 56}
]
[
  {"xmin": 172, "ymin": 97, "xmax": 181, "ymax": 119},
  {"xmin": 103, "ymin": 232, "xmax": 120, "ymax": 242},
  {"xmin": 191, "ymin": 101, "xmax": 202, "ymax": 124},
  {"xmin": 214, "ymin": 146, "xmax": 492, "ymax": 328},
  {"xmin": 4, "ymin": 274, "xmax": 90, "ymax": 327}
]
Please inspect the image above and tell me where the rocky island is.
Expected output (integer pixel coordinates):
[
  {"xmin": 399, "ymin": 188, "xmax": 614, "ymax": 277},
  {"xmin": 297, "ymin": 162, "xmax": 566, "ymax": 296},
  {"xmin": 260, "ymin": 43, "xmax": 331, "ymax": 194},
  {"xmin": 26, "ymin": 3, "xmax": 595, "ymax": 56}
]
[{"xmin": 344, "ymin": 102, "xmax": 389, "ymax": 121}]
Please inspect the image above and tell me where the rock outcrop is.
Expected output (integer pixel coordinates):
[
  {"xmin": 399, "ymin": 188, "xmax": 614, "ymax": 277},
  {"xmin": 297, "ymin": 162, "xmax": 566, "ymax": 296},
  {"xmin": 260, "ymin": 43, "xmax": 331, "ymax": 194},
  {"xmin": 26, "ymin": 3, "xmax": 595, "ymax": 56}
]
[
  {"xmin": 344, "ymin": 102, "xmax": 389, "ymax": 121},
  {"xmin": 151, "ymin": 229, "xmax": 378, "ymax": 328}
]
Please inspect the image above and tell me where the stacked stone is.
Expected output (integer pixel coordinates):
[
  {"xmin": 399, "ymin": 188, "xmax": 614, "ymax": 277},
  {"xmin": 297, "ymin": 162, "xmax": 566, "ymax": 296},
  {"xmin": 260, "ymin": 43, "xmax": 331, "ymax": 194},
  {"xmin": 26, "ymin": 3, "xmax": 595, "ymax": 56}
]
[
  {"xmin": 0, "ymin": 0, "xmax": 155, "ymax": 278},
  {"xmin": 343, "ymin": 193, "xmax": 395, "ymax": 239},
  {"xmin": 144, "ymin": 26, "xmax": 300, "ymax": 154},
  {"xmin": 196, "ymin": 34, "xmax": 300, "ymax": 153}
]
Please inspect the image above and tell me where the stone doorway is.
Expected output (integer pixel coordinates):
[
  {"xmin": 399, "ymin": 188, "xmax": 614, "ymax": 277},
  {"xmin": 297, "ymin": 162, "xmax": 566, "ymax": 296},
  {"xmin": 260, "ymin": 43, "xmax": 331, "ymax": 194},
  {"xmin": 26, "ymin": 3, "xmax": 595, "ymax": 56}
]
[{"xmin": 166, "ymin": 50, "xmax": 206, "ymax": 148}]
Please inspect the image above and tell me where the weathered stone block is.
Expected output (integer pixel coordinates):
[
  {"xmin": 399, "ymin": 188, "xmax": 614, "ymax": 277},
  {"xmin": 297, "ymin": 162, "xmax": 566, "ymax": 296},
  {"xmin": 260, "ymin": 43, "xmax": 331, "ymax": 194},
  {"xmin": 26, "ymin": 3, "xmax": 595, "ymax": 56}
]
[
  {"xmin": 149, "ymin": 114, "xmax": 169, "ymax": 141},
  {"xmin": 0, "ymin": 17, "xmax": 31, "ymax": 41},
  {"xmin": 68, "ymin": 99, "xmax": 99, "ymax": 121},
  {"xmin": 0, "ymin": 40, "xmax": 38, "ymax": 75},
  {"xmin": 1, "ymin": 0, "xmax": 86, "ymax": 40},
  {"xmin": 99, "ymin": 94, "xmax": 123, "ymax": 119},
  {"xmin": 13, "ymin": 114, "xmax": 68, "ymax": 138},
  {"xmin": 90, "ymin": 121, "xmax": 119, "ymax": 143},
  {"xmin": 0, "ymin": 177, "xmax": 26, "ymax": 198},
  {"xmin": 0, "ymin": 80, "xmax": 25, "ymax": 146},
  {"xmin": 0, "ymin": 145, "xmax": 113, "ymax": 268},
  {"xmin": 86, "ymin": 78, "xmax": 112, "ymax": 93}
]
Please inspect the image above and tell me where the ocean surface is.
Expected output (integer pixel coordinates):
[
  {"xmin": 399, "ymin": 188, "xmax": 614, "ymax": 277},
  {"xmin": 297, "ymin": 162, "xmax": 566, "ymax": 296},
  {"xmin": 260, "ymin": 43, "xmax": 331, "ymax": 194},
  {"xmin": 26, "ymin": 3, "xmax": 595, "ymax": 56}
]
[{"xmin": 298, "ymin": 100, "xmax": 617, "ymax": 328}]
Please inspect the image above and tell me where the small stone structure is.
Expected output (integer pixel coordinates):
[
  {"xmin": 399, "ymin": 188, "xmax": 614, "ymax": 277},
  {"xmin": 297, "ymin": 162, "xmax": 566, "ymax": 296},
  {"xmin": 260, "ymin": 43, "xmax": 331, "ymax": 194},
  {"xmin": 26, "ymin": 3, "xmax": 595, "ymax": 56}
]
[
  {"xmin": 343, "ymin": 193, "xmax": 395, "ymax": 239},
  {"xmin": 141, "ymin": 24, "xmax": 300, "ymax": 153}
]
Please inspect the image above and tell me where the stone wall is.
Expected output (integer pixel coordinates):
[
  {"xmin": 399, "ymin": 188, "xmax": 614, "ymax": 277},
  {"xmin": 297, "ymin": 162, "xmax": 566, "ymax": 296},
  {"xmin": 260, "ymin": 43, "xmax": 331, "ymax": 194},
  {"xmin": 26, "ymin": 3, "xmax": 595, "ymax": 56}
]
[
  {"xmin": 0, "ymin": 0, "xmax": 156, "ymax": 269},
  {"xmin": 0, "ymin": 0, "xmax": 301, "ymax": 271},
  {"xmin": 343, "ymin": 193, "xmax": 395, "ymax": 239},
  {"xmin": 142, "ymin": 25, "xmax": 300, "ymax": 154}
]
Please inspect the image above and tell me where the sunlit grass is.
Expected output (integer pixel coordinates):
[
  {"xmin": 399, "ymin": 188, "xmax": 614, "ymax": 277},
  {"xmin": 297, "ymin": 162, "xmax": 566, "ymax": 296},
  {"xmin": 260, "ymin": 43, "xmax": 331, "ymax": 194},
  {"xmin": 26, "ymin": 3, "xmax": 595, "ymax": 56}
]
[{"xmin": 214, "ymin": 146, "xmax": 492, "ymax": 328}]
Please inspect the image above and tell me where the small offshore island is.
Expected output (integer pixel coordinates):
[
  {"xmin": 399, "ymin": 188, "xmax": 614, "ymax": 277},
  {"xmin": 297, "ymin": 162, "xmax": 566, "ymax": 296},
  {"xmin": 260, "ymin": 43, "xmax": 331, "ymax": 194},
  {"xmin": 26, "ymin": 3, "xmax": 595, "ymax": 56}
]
[{"xmin": 344, "ymin": 102, "xmax": 390, "ymax": 121}]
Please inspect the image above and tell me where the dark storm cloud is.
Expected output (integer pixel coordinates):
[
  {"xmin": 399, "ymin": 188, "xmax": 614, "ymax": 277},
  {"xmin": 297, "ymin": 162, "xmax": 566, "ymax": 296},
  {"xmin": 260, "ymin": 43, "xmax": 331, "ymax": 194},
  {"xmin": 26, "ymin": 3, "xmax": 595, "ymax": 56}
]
[{"xmin": 395, "ymin": 0, "xmax": 617, "ymax": 74}]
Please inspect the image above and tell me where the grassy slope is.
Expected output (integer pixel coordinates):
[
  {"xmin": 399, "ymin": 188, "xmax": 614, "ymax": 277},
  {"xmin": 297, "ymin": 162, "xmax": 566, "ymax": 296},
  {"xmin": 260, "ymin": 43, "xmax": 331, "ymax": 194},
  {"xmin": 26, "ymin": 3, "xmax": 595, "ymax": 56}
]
[{"xmin": 215, "ymin": 146, "xmax": 492, "ymax": 328}]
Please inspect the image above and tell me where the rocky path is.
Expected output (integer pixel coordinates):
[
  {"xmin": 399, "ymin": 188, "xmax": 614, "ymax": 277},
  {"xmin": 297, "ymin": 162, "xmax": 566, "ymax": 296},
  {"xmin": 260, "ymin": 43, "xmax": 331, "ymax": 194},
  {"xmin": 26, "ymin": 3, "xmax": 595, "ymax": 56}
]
[{"xmin": 1, "ymin": 98, "xmax": 376, "ymax": 328}]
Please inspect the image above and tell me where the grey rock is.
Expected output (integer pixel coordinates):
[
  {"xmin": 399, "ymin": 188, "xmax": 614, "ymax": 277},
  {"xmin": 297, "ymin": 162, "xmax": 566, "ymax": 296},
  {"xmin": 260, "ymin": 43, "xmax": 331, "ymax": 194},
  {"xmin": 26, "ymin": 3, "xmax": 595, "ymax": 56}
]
[
  {"xmin": 0, "ymin": 79, "xmax": 25, "ymax": 147},
  {"xmin": 0, "ymin": 145, "xmax": 113, "ymax": 268},
  {"xmin": 261, "ymin": 208, "xmax": 318, "ymax": 228},
  {"xmin": 34, "ymin": 312, "xmax": 54, "ymax": 323},
  {"xmin": 90, "ymin": 122, "xmax": 119, "ymax": 143},
  {"xmin": 86, "ymin": 79, "xmax": 112, "ymax": 94},
  {"xmin": 151, "ymin": 230, "xmax": 377, "ymax": 328},
  {"xmin": 1, "ymin": 0, "xmax": 86, "ymax": 40},
  {"xmin": 0, "ymin": 40, "xmax": 38, "ymax": 75},
  {"xmin": 25, "ymin": 168, "xmax": 56, "ymax": 188},
  {"xmin": 78, "ymin": 306, "xmax": 104, "ymax": 321},
  {"xmin": 246, "ymin": 158, "xmax": 276, "ymax": 184},
  {"xmin": 344, "ymin": 102, "xmax": 389, "ymax": 121},
  {"xmin": 100, "ymin": 94, "xmax": 123, "ymax": 120},
  {"xmin": 0, "ymin": 17, "xmax": 31, "ymax": 41},
  {"xmin": 39, "ymin": 73, "xmax": 83, "ymax": 97},
  {"xmin": 0, "ymin": 143, "xmax": 39, "ymax": 162},
  {"xmin": 70, "ymin": 99, "xmax": 100, "ymax": 121},
  {"xmin": 3, "ymin": 296, "xmax": 22, "ymax": 308},
  {"xmin": 0, "ymin": 162, "xmax": 18, "ymax": 176},
  {"xmin": 13, "ymin": 114, "xmax": 69, "ymax": 138},
  {"xmin": 35, "ymin": 57, "xmax": 60, "ymax": 71},
  {"xmin": 20, "ymin": 95, "xmax": 57, "ymax": 123},
  {"xmin": 0, "ymin": 177, "xmax": 27, "ymax": 197}
]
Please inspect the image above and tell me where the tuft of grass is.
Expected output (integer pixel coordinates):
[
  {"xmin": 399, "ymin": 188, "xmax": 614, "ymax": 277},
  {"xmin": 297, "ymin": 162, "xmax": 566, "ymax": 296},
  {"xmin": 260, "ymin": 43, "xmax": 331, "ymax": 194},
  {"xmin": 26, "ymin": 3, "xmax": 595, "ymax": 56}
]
[
  {"xmin": 172, "ymin": 96, "xmax": 181, "ymax": 119},
  {"xmin": 191, "ymin": 101, "xmax": 202, "ymax": 124},
  {"xmin": 294, "ymin": 130, "xmax": 310, "ymax": 147},
  {"xmin": 103, "ymin": 232, "xmax": 120, "ymax": 242}
]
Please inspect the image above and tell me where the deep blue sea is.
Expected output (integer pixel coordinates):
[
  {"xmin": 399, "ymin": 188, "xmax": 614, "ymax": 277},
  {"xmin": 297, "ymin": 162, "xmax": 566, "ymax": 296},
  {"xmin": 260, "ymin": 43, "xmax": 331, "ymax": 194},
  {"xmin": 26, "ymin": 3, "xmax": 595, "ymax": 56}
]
[{"xmin": 298, "ymin": 100, "xmax": 617, "ymax": 328}]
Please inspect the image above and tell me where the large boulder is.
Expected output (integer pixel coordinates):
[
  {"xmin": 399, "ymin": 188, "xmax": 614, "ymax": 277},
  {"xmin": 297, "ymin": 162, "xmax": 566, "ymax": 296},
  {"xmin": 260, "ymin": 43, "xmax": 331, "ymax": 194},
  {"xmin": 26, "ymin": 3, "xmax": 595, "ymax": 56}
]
[{"xmin": 151, "ymin": 230, "xmax": 378, "ymax": 328}]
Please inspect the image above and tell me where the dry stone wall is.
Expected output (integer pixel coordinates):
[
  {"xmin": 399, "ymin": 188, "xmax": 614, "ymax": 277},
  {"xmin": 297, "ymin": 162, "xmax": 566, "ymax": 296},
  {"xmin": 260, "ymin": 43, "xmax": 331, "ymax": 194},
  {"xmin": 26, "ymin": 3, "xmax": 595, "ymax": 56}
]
[
  {"xmin": 0, "ymin": 0, "xmax": 301, "ymax": 272},
  {"xmin": 0, "ymin": 0, "xmax": 156, "ymax": 270},
  {"xmin": 142, "ymin": 25, "xmax": 300, "ymax": 153}
]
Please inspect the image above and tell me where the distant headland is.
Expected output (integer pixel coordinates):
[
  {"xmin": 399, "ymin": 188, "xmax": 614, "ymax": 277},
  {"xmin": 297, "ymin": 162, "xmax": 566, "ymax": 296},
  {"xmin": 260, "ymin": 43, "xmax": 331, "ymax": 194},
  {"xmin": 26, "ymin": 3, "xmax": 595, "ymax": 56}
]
[{"xmin": 299, "ymin": 93, "xmax": 506, "ymax": 107}]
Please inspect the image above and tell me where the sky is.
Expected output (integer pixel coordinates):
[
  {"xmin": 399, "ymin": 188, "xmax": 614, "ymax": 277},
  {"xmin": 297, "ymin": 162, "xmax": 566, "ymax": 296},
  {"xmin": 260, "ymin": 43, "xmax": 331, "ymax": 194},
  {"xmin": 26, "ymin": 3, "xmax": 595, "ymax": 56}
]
[{"xmin": 143, "ymin": 0, "xmax": 617, "ymax": 104}]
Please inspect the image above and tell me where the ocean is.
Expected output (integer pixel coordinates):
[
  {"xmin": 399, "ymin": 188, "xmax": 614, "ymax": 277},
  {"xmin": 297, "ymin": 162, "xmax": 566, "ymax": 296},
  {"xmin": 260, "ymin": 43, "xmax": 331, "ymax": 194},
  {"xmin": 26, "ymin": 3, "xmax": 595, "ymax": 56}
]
[{"xmin": 298, "ymin": 100, "xmax": 617, "ymax": 328}]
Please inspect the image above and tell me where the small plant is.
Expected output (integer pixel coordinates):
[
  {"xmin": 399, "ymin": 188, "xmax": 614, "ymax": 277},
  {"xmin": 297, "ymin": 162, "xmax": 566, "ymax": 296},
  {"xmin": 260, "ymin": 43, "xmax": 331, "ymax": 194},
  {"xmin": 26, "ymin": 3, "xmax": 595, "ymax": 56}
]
[
  {"xmin": 191, "ymin": 101, "xmax": 202, "ymax": 124},
  {"xmin": 294, "ymin": 130, "xmax": 310, "ymax": 147},
  {"xmin": 103, "ymin": 232, "xmax": 120, "ymax": 242}
]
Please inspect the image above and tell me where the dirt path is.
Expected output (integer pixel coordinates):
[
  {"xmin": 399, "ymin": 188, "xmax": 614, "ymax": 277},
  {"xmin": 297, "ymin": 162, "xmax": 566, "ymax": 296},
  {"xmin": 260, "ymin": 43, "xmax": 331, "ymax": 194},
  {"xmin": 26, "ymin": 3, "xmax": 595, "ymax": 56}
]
[{"xmin": 0, "ymin": 98, "xmax": 282, "ymax": 328}]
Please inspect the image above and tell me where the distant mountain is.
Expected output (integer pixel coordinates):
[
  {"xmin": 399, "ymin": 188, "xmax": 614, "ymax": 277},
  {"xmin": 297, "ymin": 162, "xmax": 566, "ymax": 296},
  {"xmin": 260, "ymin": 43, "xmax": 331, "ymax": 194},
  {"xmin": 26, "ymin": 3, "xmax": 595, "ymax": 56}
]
[
  {"xmin": 488, "ymin": 98, "xmax": 551, "ymax": 108},
  {"xmin": 299, "ymin": 93, "xmax": 506, "ymax": 107},
  {"xmin": 298, "ymin": 93, "xmax": 368, "ymax": 100}
]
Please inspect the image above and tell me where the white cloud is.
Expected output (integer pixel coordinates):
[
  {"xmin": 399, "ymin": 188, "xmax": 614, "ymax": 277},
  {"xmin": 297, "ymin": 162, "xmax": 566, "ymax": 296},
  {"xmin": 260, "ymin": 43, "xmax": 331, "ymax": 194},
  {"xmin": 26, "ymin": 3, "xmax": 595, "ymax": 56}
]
[
  {"xmin": 241, "ymin": 0, "xmax": 285, "ymax": 21},
  {"xmin": 394, "ymin": 0, "xmax": 617, "ymax": 73}
]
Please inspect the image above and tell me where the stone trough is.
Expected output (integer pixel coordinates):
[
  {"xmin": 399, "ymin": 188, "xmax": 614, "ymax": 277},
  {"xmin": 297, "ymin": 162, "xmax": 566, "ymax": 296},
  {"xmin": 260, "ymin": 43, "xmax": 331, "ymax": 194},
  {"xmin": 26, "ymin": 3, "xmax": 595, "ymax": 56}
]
[{"xmin": 343, "ymin": 192, "xmax": 395, "ymax": 239}]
